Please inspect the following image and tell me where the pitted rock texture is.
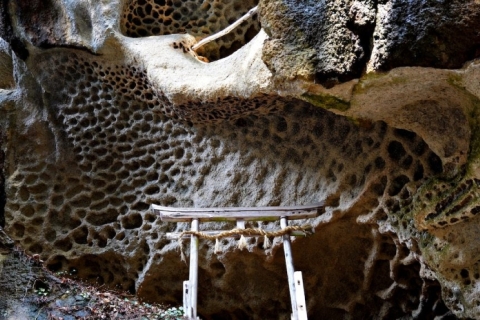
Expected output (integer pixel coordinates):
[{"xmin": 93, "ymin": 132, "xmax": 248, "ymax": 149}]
[
  {"xmin": 399, "ymin": 174, "xmax": 480, "ymax": 319},
  {"xmin": 414, "ymin": 178, "xmax": 480, "ymax": 231},
  {"xmin": 5, "ymin": 44, "xmax": 453, "ymax": 318},
  {"xmin": 343, "ymin": 67, "xmax": 474, "ymax": 174},
  {"xmin": 2, "ymin": 0, "xmax": 480, "ymax": 319},
  {"xmin": 121, "ymin": 0, "xmax": 260, "ymax": 61}
]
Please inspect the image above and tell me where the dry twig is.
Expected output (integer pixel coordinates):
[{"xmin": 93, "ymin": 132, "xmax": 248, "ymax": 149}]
[{"xmin": 191, "ymin": 6, "xmax": 258, "ymax": 51}]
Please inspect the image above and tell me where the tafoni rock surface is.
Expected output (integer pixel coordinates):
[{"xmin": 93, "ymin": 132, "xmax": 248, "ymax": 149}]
[{"xmin": 1, "ymin": 0, "xmax": 480, "ymax": 318}]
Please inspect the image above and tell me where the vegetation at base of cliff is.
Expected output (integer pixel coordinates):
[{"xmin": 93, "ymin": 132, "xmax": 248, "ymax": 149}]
[
  {"xmin": 0, "ymin": 247, "xmax": 186, "ymax": 320},
  {"xmin": 301, "ymin": 93, "xmax": 350, "ymax": 111}
]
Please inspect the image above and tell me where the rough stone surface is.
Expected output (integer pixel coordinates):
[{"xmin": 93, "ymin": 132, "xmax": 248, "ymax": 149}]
[
  {"xmin": 260, "ymin": 0, "xmax": 480, "ymax": 85},
  {"xmin": 0, "ymin": 37, "xmax": 13, "ymax": 231},
  {"xmin": 0, "ymin": 228, "xmax": 47, "ymax": 319},
  {"xmin": 368, "ymin": 0, "xmax": 480, "ymax": 72},
  {"xmin": 0, "ymin": 129, "xmax": 4, "ymax": 229},
  {"xmin": 12, "ymin": 0, "xmax": 66, "ymax": 49},
  {"xmin": 121, "ymin": 0, "xmax": 260, "ymax": 61},
  {"xmin": 346, "ymin": 67, "xmax": 473, "ymax": 172},
  {"xmin": 260, "ymin": 0, "xmax": 374, "ymax": 85},
  {"xmin": 0, "ymin": 0, "xmax": 29, "ymax": 60},
  {"xmin": 0, "ymin": 252, "xmax": 46, "ymax": 319},
  {"xmin": 0, "ymin": 38, "xmax": 13, "ymax": 89},
  {"xmin": 1, "ymin": 0, "xmax": 480, "ymax": 319}
]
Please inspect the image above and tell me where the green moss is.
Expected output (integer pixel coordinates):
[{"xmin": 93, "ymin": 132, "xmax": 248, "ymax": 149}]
[
  {"xmin": 446, "ymin": 73, "xmax": 463, "ymax": 88},
  {"xmin": 353, "ymin": 71, "xmax": 408, "ymax": 95},
  {"xmin": 418, "ymin": 231, "xmax": 435, "ymax": 250},
  {"xmin": 301, "ymin": 93, "xmax": 350, "ymax": 111},
  {"xmin": 353, "ymin": 72, "xmax": 385, "ymax": 94}
]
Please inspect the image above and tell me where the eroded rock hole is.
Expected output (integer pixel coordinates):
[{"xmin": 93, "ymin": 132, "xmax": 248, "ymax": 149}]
[
  {"xmin": 427, "ymin": 152, "xmax": 443, "ymax": 174},
  {"xmin": 388, "ymin": 141, "xmax": 406, "ymax": 162},
  {"xmin": 121, "ymin": 0, "xmax": 260, "ymax": 61},
  {"xmin": 121, "ymin": 212, "xmax": 143, "ymax": 229}
]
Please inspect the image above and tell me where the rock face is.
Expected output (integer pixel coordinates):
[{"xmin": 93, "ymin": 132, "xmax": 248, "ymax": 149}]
[
  {"xmin": 368, "ymin": 0, "xmax": 480, "ymax": 71},
  {"xmin": 0, "ymin": 110, "xmax": 4, "ymax": 229},
  {"xmin": 1, "ymin": 0, "xmax": 480, "ymax": 319},
  {"xmin": 121, "ymin": 0, "xmax": 260, "ymax": 61},
  {"xmin": 0, "ymin": 37, "xmax": 13, "ymax": 230},
  {"xmin": 260, "ymin": 0, "xmax": 480, "ymax": 84}
]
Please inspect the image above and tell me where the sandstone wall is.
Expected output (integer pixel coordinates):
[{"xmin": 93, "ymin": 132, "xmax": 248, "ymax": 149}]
[
  {"xmin": 0, "ymin": 126, "xmax": 4, "ymax": 229},
  {"xmin": 0, "ymin": 0, "xmax": 480, "ymax": 319},
  {"xmin": 0, "ymin": 37, "xmax": 14, "ymax": 230}
]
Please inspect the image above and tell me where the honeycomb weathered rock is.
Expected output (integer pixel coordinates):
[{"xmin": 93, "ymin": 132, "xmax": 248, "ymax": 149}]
[
  {"xmin": 4, "ymin": 46, "xmax": 451, "ymax": 316},
  {"xmin": 121, "ymin": 0, "xmax": 260, "ymax": 61},
  {"xmin": 1, "ymin": 0, "xmax": 480, "ymax": 319}
]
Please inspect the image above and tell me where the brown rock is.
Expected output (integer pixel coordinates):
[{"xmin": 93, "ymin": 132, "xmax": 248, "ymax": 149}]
[{"xmin": 1, "ymin": 0, "xmax": 480, "ymax": 319}]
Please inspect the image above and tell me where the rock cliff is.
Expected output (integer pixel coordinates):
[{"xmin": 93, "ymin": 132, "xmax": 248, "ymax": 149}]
[{"xmin": 1, "ymin": 0, "xmax": 480, "ymax": 319}]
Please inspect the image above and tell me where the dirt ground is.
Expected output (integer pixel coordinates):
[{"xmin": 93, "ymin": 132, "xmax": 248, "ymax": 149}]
[{"xmin": 0, "ymin": 229, "xmax": 183, "ymax": 320}]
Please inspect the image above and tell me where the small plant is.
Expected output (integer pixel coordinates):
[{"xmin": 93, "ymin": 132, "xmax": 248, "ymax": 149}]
[
  {"xmin": 33, "ymin": 279, "xmax": 50, "ymax": 297},
  {"xmin": 55, "ymin": 268, "xmax": 78, "ymax": 277},
  {"xmin": 159, "ymin": 306, "xmax": 184, "ymax": 320},
  {"xmin": 80, "ymin": 291, "xmax": 91, "ymax": 300},
  {"xmin": 34, "ymin": 286, "xmax": 49, "ymax": 296}
]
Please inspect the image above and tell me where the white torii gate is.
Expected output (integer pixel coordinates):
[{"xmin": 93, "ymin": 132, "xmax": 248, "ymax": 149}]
[{"xmin": 152, "ymin": 203, "xmax": 324, "ymax": 320}]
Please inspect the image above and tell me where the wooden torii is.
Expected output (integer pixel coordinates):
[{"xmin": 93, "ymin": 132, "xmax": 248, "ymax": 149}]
[{"xmin": 151, "ymin": 202, "xmax": 324, "ymax": 320}]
